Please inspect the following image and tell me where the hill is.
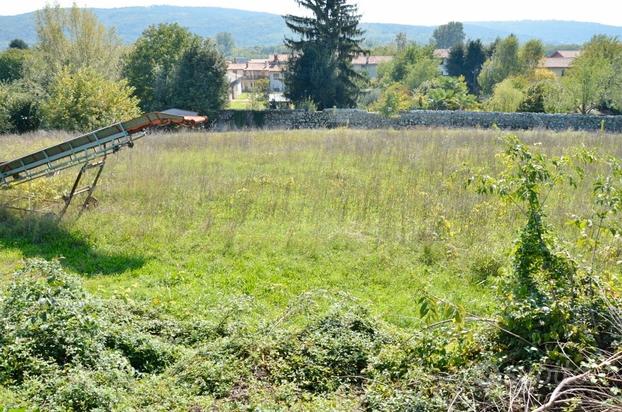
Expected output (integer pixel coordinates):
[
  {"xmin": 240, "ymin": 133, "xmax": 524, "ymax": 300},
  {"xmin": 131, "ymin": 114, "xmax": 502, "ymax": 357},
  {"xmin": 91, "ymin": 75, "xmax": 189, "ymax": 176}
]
[{"xmin": 1, "ymin": 6, "xmax": 622, "ymax": 49}]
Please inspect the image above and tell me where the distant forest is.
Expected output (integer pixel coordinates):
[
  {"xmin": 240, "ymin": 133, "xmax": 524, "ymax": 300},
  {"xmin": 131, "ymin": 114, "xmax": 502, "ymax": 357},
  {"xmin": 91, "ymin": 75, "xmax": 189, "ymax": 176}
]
[{"xmin": 2, "ymin": 5, "xmax": 622, "ymax": 50}]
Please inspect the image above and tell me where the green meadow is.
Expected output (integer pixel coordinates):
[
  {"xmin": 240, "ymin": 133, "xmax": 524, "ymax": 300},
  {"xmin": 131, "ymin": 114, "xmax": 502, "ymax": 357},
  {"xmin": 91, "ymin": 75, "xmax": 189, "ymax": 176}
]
[
  {"xmin": 1, "ymin": 128, "xmax": 621, "ymax": 410},
  {"xmin": 2, "ymin": 128, "xmax": 619, "ymax": 324}
]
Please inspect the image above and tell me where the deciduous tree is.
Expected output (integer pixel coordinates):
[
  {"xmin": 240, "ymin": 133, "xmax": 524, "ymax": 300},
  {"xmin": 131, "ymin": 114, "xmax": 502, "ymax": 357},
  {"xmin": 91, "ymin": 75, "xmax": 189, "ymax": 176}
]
[
  {"xmin": 124, "ymin": 23, "xmax": 199, "ymax": 111},
  {"xmin": 8, "ymin": 39, "xmax": 28, "ymax": 50},
  {"xmin": 170, "ymin": 39, "xmax": 228, "ymax": 118},
  {"xmin": 215, "ymin": 32, "xmax": 236, "ymax": 57},
  {"xmin": 432, "ymin": 22, "xmax": 465, "ymax": 49},
  {"xmin": 32, "ymin": 4, "xmax": 124, "ymax": 85},
  {"xmin": 41, "ymin": 68, "xmax": 140, "ymax": 131}
]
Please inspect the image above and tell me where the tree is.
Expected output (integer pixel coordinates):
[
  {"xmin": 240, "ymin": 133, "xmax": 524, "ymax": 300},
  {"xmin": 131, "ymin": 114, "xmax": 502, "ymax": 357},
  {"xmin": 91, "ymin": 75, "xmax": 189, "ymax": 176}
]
[
  {"xmin": 432, "ymin": 22, "xmax": 465, "ymax": 49},
  {"xmin": 0, "ymin": 49, "xmax": 27, "ymax": 83},
  {"xmin": 580, "ymin": 35, "xmax": 622, "ymax": 113},
  {"xmin": 478, "ymin": 35, "xmax": 520, "ymax": 95},
  {"xmin": 8, "ymin": 39, "xmax": 28, "ymax": 50},
  {"xmin": 403, "ymin": 58, "xmax": 440, "ymax": 90},
  {"xmin": 519, "ymin": 39, "xmax": 545, "ymax": 72},
  {"xmin": 486, "ymin": 78, "xmax": 525, "ymax": 112},
  {"xmin": 41, "ymin": 68, "xmax": 140, "ymax": 131},
  {"xmin": 414, "ymin": 76, "xmax": 478, "ymax": 111},
  {"xmin": 395, "ymin": 32, "xmax": 408, "ymax": 52},
  {"xmin": 249, "ymin": 78, "xmax": 270, "ymax": 110},
  {"xmin": 446, "ymin": 44, "xmax": 465, "ymax": 77},
  {"xmin": 215, "ymin": 32, "xmax": 236, "ymax": 57},
  {"xmin": 284, "ymin": 0, "xmax": 367, "ymax": 109},
  {"xmin": 381, "ymin": 44, "xmax": 436, "ymax": 84},
  {"xmin": 32, "ymin": 4, "xmax": 124, "ymax": 85},
  {"xmin": 518, "ymin": 82, "xmax": 547, "ymax": 113},
  {"xmin": 169, "ymin": 39, "xmax": 228, "ymax": 118},
  {"xmin": 463, "ymin": 40, "xmax": 486, "ymax": 94},
  {"xmin": 371, "ymin": 83, "xmax": 414, "ymax": 117},
  {"xmin": 561, "ymin": 55, "xmax": 612, "ymax": 114},
  {"xmin": 124, "ymin": 23, "xmax": 199, "ymax": 111}
]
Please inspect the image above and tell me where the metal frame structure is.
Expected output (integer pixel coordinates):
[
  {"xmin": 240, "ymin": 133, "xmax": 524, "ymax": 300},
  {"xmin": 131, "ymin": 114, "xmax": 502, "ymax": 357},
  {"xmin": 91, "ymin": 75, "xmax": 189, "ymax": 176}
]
[{"xmin": 0, "ymin": 110, "xmax": 207, "ymax": 218}]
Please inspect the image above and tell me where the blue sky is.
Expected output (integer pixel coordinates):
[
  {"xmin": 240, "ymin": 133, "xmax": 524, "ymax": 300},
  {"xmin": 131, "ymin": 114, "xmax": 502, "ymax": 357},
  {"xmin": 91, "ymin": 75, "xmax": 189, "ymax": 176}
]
[{"xmin": 2, "ymin": 0, "xmax": 621, "ymax": 26}]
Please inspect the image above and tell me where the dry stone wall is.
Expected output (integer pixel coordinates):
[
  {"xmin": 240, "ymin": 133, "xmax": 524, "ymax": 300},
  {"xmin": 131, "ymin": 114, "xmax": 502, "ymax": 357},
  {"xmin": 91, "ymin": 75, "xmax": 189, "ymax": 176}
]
[{"xmin": 212, "ymin": 109, "xmax": 622, "ymax": 133}]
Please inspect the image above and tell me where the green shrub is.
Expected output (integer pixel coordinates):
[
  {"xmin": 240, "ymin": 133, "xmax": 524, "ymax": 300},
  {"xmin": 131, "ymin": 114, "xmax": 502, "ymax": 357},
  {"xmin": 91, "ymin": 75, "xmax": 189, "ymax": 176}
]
[
  {"xmin": 0, "ymin": 259, "xmax": 105, "ymax": 384},
  {"xmin": 21, "ymin": 364, "xmax": 130, "ymax": 412},
  {"xmin": 266, "ymin": 306, "xmax": 385, "ymax": 393},
  {"xmin": 41, "ymin": 67, "xmax": 140, "ymax": 132}
]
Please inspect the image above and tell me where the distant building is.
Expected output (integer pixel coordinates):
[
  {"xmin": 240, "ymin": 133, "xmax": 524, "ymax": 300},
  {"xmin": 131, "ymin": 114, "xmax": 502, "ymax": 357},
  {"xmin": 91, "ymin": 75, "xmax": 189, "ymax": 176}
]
[
  {"xmin": 433, "ymin": 49, "xmax": 450, "ymax": 75},
  {"xmin": 226, "ymin": 54, "xmax": 289, "ymax": 95},
  {"xmin": 351, "ymin": 55, "xmax": 393, "ymax": 79},
  {"xmin": 549, "ymin": 50, "xmax": 582, "ymax": 59},
  {"xmin": 537, "ymin": 50, "xmax": 582, "ymax": 77}
]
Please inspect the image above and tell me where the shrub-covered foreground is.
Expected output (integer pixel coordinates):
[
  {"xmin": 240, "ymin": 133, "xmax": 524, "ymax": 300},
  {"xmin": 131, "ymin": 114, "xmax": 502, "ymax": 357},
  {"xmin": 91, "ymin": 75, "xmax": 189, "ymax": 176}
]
[{"xmin": 1, "ymin": 136, "xmax": 622, "ymax": 411}]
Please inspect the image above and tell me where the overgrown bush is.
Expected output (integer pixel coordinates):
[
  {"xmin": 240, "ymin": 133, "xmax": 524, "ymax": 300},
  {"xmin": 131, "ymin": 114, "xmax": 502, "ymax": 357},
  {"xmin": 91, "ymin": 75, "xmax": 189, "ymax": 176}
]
[
  {"xmin": 0, "ymin": 259, "xmax": 106, "ymax": 384},
  {"xmin": 41, "ymin": 67, "xmax": 140, "ymax": 132}
]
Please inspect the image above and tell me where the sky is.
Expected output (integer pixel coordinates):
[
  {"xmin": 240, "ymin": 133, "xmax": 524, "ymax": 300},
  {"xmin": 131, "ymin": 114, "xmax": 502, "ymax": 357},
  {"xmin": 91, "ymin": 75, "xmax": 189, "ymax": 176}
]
[{"xmin": 1, "ymin": 0, "xmax": 621, "ymax": 26}]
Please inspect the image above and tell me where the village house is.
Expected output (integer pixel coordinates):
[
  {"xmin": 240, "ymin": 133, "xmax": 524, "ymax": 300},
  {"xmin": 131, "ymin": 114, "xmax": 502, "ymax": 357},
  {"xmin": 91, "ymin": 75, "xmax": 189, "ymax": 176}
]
[
  {"xmin": 226, "ymin": 54, "xmax": 393, "ymax": 102},
  {"xmin": 538, "ymin": 50, "xmax": 582, "ymax": 77},
  {"xmin": 351, "ymin": 55, "xmax": 393, "ymax": 79},
  {"xmin": 433, "ymin": 48, "xmax": 450, "ymax": 75}
]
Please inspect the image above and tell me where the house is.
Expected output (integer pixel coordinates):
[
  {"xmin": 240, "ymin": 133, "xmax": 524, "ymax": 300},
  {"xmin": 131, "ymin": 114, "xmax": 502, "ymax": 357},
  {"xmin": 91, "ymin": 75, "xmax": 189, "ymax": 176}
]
[
  {"xmin": 226, "ymin": 72, "xmax": 243, "ymax": 100},
  {"xmin": 549, "ymin": 50, "xmax": 582, "ymax": 59},
  {"xmin": 227, "ymin": 54, "xmax": 288, "ymax": 94},
  {"xmin": 433, "ymin": 49, "xmax": 450, "ymax": 75},
  {"xmin": 537, "ymin": 50, "xmax": 582, "ymax": 77},
  {"xmin": 351, "ymin": 55, "xmax": 393, "ymax": 79}
]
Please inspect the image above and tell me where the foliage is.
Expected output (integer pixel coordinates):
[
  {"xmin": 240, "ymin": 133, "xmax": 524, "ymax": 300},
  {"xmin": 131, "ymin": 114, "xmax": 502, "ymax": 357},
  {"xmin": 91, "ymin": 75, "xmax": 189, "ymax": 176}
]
[
  {"xmin": 478, "ymin": 35, "xmax": 521, "ymax": 95},
  {"xmin": 519, "ymin": 39, "xmax": 545, "ymax": 72},
  {"xmin": 249, "ymin": 78, "xmax": 270, "ymax": 110},
  {"xmin": 41, "ymin": 67, "xmax": 140, "ymax": 131},
  {"xmin": 32, "ymin": 4, "xmax": 124, "ymax": 87},
  {"xmin": 432, "ymin": 21, "xmax": 465, "ymax": 49},
  {"xmin": 284, "ymin": 0, "xmax": 367, "ymax": 109},
  {"xmin": 518, "ymin": 81, "xmax": 548, "ymax": 113},
  {"xmin": 561, "ymin": 54, "xmax": 613, "ymax": 114},
  {"xmin": 0, "ymin": 85, "xmax": 14, "ymax": 133},
  {"xmin": 413, "ymin": 76, "xmax": 479, "ymax": 110},
  {"xmin": 446, "ymin": 43, "xmax": 465, "ymax": 77},
  {"xmin": 403, "ymin": 57, "xmax": 441, "ymax": 90},
  {"xmin": 371, "ymin": 83, "xmax": 414, "ymax": 117},
  {"xmin": 0, "ymin": 260, "xmax": 107, "ymax": 385},
  {"xmin": 0, "ymin": 82, "xmax": 41, "ymax": 134},
  {"xmin": 169, "ymin": 39, "xmax": 228, "ymax": 118},
  {"xmin": 215, "ymin": 32, "xmax": 236, "ymax": 57},
  {"xmin": 564, "ymin": 35, "xmax": 622, "ymax": 114},
  {"xmin": 1, "ymin": 129, "xmax": 622, "ymax": 410},
  {"xmin": 0, "ymin": 49, "xmax": 28, "ymax": 83},
  {"xmin": 486, "ymin": 78, "xmax": 525, "ymax": 112},
  {"xmin": 380, "ymin": 43, "xmax": 437, "ymax": 85},
  {"xmin": 8, "ymin": 39, "xmax": 28, "ymax": 50},
  {"xmin": 123, "ymin": 23, "xmax": 200, "ymax": 111},
  {"xmin": 470, "ymin": 136, "xmax": 620, "ymax": 367}
]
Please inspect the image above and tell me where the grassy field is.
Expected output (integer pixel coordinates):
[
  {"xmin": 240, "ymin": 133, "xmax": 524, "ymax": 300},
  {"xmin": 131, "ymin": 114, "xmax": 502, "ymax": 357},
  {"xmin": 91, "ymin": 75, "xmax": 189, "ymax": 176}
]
[
  {"xmin": 1, "ymin": 127, "xmax": 620, "ymax": 327},
  {"xmin": 1, "ymin": 127, "xmax": 622, "ymax": 410}
]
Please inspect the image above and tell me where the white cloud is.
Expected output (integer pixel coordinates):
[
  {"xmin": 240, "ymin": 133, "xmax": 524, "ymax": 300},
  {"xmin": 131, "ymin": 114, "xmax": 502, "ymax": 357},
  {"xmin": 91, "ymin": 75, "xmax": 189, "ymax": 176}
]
[{"xmin": 2, "ymin": 0, "xmax": 621, "ymax": 26}]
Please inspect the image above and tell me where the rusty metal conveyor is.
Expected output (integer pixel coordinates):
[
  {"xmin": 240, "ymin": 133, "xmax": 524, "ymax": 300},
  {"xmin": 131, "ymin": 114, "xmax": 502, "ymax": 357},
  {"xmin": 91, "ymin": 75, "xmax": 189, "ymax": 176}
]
[
  {"xmin": 0, "ymin": 110, "xmax": 206, "ymax": 218},
  {"xmin": 0, "ymin": 111, "xmax": 206, "ymax": 188}
]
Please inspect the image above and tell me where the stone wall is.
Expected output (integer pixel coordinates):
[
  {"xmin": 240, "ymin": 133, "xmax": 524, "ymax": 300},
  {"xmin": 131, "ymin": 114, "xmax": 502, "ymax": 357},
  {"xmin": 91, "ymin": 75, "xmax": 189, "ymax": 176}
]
[{"xmin": 212, "ymin": 109, "xmax": 622, "ymax": 133}]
